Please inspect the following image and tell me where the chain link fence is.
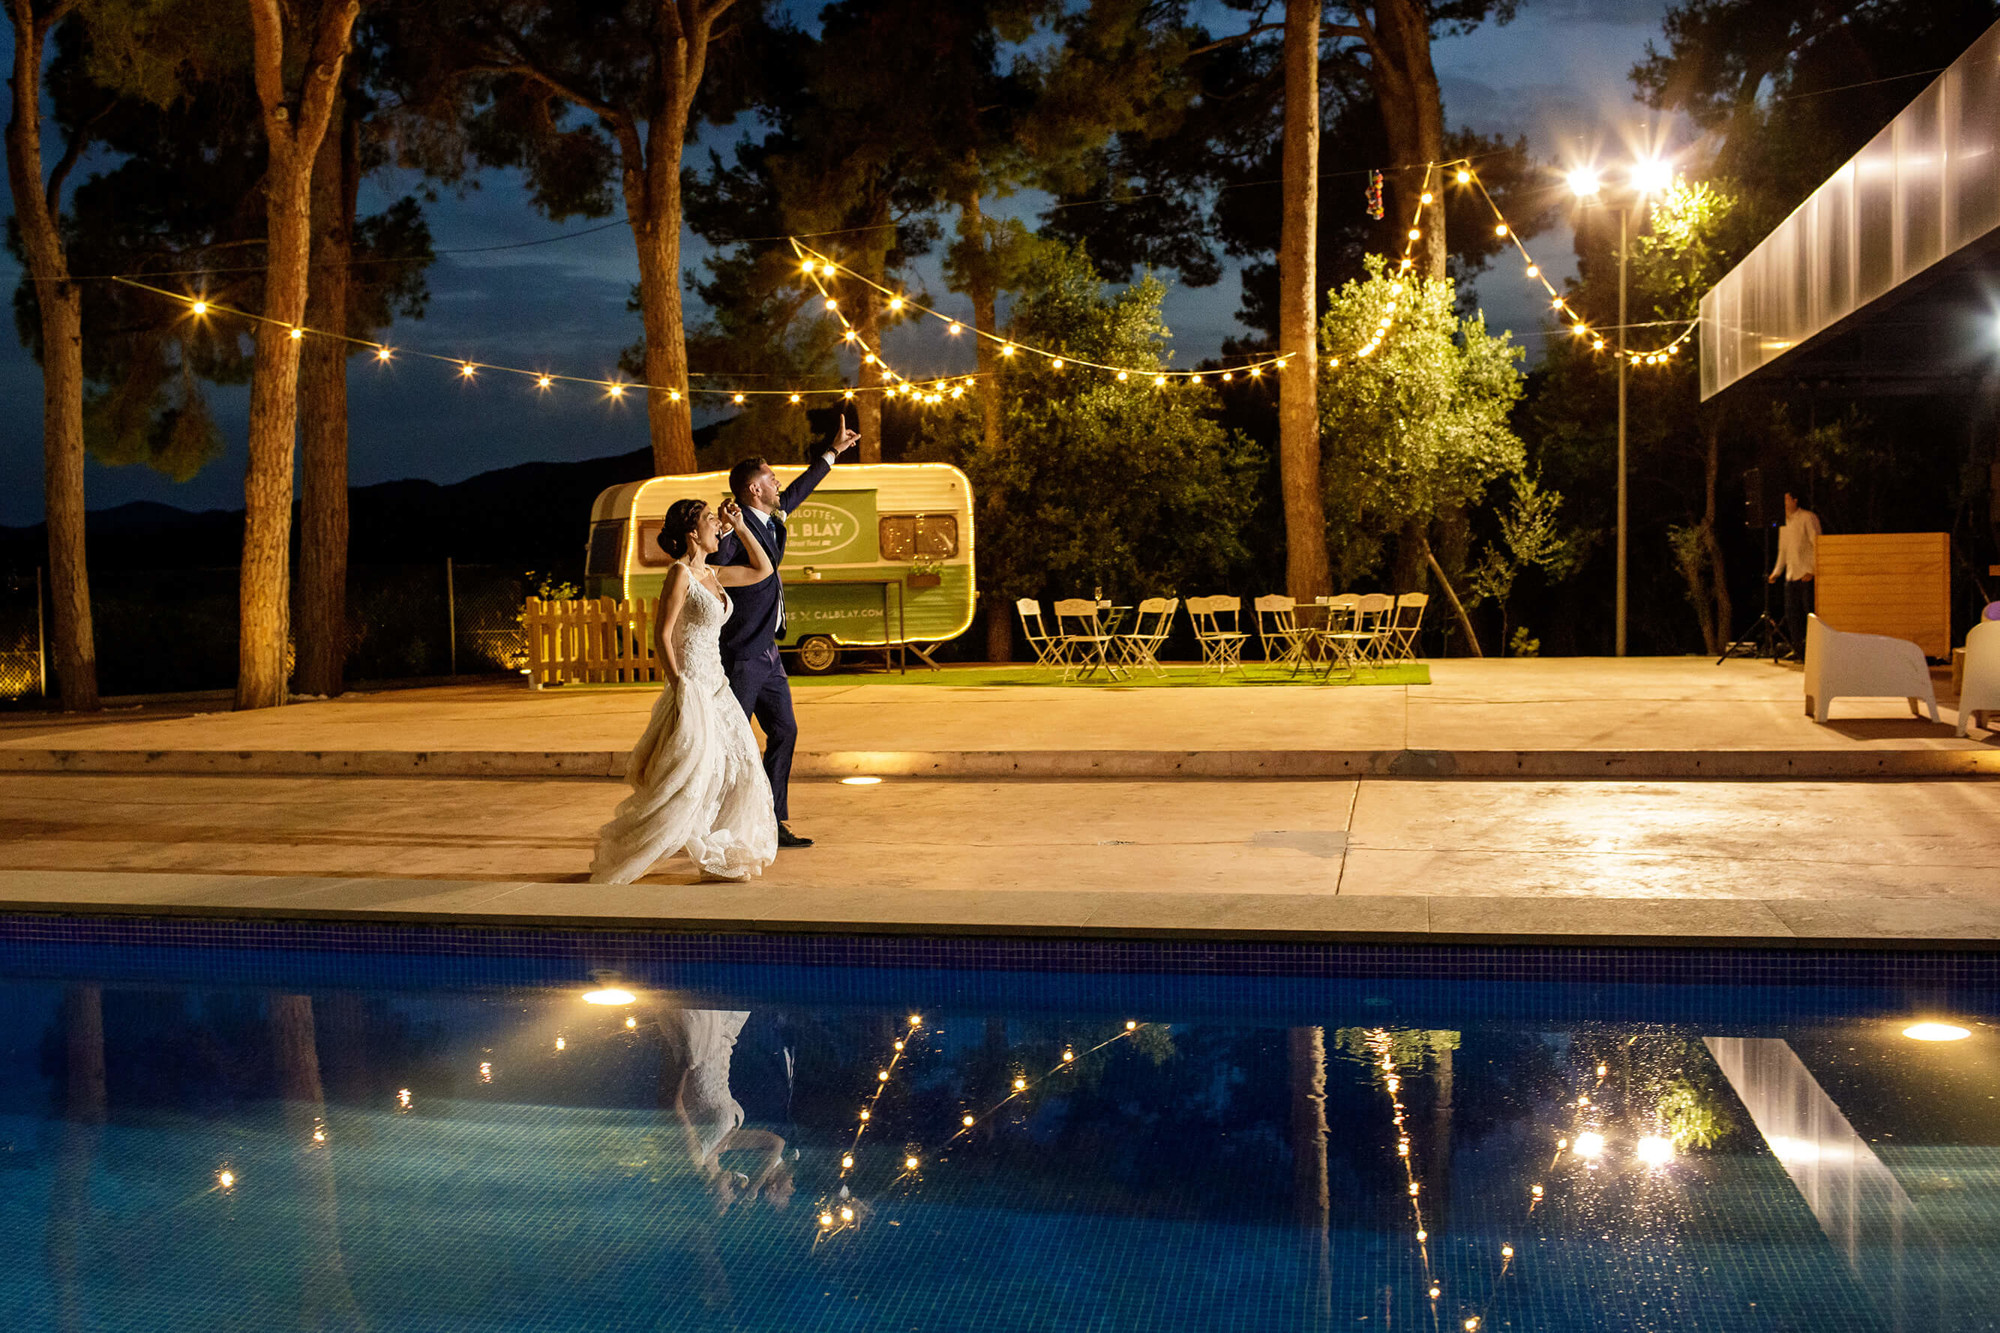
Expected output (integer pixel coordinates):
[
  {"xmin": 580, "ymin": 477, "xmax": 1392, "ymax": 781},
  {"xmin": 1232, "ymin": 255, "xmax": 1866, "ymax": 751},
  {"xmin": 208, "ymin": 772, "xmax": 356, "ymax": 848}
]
[
  {"xmin": 0, "ymin": 571, "xmax": 44, "ymax": 703},
  {"xmin": 3, "ymin": 561, "xmax": 532, "ymax": 701}
]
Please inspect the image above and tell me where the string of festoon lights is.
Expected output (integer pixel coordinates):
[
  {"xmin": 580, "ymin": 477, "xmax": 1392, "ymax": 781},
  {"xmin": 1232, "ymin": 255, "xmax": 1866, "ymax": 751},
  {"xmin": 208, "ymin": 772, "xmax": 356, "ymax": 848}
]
[
  {"xmin": 108, "ymin": 274, "xmax": 981, "ymax": 406},
  {"xmin": 1364, "ymin": 1028, "xmax": 1517, "ymax": 1333},
  {"xmin": 1437, "ymin": 160, "xmax": 1698, "ymax": 367},
  {"xmin": 812, "ymin": 1014, "xmax": 1149, "ymax": 1246},
  {"xmin": 792, "ymin": 164, "xmax": 1439, "ymax": 395}
]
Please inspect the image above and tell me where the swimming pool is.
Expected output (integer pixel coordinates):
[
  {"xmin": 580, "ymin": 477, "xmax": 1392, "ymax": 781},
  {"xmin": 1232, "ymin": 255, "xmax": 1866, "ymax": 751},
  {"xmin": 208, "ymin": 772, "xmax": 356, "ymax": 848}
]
[{"xmin": 1, "ymin": 916, "xmax": 1995, "ymax": 1332}]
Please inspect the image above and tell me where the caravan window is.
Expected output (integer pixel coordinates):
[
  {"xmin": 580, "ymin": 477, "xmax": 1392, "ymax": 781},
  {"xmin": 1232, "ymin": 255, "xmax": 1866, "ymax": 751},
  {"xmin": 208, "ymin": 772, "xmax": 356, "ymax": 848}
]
[
  {"xmin": 878, "ymin": 514, "xmax": 959, "ymax": 561},
  {"xmin": 586, "ymin": 520, "xmax": 627, "ymax": 577},
  {"xmin": 634, "ymin": 521, "xmax": 674, "ymax": 566}
]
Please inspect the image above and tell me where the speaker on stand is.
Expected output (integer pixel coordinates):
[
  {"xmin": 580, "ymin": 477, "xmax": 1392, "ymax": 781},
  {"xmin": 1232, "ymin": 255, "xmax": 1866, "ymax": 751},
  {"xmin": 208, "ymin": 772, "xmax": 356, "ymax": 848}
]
[{"xmin": 1718, "ymin": 467, "xmax": 1792, "ymax": 663}]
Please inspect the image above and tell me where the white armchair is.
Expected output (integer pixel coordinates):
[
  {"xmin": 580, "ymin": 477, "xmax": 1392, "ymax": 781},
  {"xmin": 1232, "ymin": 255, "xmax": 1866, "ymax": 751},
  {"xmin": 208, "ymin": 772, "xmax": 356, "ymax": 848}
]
[
  {"xmin": 1803, "ymin": 614, "xmax": 1939, "ymax": 725},
  {"xmin": 1956, "ymin": 618, "xmax": 2000, "ymax": 736}
]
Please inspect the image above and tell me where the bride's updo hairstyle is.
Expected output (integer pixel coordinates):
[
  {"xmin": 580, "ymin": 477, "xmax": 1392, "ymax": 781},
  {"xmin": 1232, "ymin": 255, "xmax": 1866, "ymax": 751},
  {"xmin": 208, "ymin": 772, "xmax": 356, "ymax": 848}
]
[{"xmin": 660, "ymin": 498, "xmax": 709, "ymax": 559}]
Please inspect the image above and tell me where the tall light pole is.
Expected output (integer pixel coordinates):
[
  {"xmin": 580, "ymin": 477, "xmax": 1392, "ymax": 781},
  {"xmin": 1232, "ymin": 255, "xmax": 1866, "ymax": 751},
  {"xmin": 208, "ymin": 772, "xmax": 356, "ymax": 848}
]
[{"xmin": 1569, "ymin": 157, "xmax": 1673, "ymax": 657}]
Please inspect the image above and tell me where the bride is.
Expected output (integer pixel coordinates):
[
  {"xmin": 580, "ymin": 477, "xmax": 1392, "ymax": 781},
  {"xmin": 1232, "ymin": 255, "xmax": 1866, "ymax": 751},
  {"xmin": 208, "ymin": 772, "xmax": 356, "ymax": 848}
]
[{"xmin": 590, "ymin": 497, "xmax": 778, "ymax": 884}]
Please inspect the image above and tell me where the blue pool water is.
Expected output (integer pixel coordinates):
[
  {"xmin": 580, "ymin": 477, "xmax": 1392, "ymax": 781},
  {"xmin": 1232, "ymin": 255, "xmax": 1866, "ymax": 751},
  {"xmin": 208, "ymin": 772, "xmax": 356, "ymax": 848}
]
[{"xmin": 1, "ymin": 917, "xmax": 1997, "ymax": 1332}]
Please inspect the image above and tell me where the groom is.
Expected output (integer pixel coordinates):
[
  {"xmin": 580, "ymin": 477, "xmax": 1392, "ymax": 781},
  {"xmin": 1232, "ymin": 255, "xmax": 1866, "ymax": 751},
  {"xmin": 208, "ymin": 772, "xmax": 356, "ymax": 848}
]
[{"xmin": 714, "ymin": 417, "xmax": 861, "ymax": 848}]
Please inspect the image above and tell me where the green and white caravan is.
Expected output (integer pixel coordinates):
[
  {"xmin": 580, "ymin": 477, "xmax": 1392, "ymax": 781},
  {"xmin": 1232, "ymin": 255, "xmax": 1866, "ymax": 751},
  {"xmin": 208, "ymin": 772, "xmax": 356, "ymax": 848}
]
[{"xmin": 585, "ymin": 463, "xmax": 976, "ymax": 672}]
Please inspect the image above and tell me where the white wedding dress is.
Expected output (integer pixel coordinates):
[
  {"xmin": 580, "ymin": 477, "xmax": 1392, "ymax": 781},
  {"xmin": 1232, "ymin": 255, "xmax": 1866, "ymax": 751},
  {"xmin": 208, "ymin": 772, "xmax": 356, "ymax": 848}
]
[{"xmin": 589, "ymin": 574, "xmax": 777, "ymax": 883}]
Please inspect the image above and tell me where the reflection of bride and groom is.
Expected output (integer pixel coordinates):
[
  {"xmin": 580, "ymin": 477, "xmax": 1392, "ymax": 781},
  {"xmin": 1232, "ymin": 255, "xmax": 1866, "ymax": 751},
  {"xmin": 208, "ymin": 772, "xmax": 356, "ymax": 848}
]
[{"xmin": 590, "ymin": 418, "xmax": 863, "ymax": 885}]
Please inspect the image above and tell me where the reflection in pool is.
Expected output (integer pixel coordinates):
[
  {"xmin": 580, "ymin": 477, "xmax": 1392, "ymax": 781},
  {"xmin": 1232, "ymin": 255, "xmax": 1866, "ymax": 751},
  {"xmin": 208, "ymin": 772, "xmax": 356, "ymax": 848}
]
[{"xmin": 0, "ymin": 920, "xmax": 1997, "ymax": 1331}]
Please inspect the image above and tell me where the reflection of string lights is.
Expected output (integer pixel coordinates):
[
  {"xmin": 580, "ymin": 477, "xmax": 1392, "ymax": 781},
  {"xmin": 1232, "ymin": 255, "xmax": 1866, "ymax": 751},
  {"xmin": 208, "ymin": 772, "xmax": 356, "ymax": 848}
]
[
  {"xmin": 814, "ymin": 1016, "xmax": 1149, "ymax": 1246},
  {"xmin": 217, "ymin": 1167, "xmax": 236, "ymax": 1191},
  {"xmin": 1363, "ymin": 1028, "xmax": 1518, "ymax": 1330}
]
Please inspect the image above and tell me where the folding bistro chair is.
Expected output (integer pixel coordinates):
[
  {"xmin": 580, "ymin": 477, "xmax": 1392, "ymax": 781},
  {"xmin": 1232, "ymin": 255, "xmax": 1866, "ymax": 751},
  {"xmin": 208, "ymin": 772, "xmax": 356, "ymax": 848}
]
[
  {"xmin": 1118, "ymin": 597, "xmax": 1179, "ymax": 676},
  {"xmin": 1016, "ymin": 598, "xmax": 1069, "ymax": 671},
  {"xmin": 1355, "ymin": 593, "xmax": 1397, "ymax": 666},
  {"xmin": 1053, "ymin": 597, "xmax": 1124, "ymax": 681},
  {"xmin": 1313, "ymin": 594, "xmax": 1369, "ymax": 681},
  {"xmin": 1385, "ymin": 592, "xmax": 1428, "ymax": 663},
  {"xmin": 1187, "ymin": 596, "xmax": 1249, "ymax": 675},
  {"xmin": 1253, "ymin": 594, "xmax": 1318, "ymax": 674}
]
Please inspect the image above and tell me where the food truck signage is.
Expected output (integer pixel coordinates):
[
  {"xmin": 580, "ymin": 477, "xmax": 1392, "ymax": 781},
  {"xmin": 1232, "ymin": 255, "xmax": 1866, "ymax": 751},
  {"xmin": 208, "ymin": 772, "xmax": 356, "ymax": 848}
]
[{"xmin": 783, "ymin": 490, "xmax": 877, "ymax": 562}]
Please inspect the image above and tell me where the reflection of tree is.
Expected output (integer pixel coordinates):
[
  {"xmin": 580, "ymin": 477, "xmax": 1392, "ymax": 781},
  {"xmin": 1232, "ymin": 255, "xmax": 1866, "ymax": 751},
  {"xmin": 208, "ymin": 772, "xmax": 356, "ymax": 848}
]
[
  {"xmin": 49, "ymin": 986, "xmax": 106, "ymax": 1333},
  {"xmin": 270, "ymin": 994, "xmax": 365, "ymax": 1333},
  {"xmin": 1639, "ymin": 1038, "xmax": 1739, "ymax": 1150},
  {"xmin": 1288, "ymin": 1027, "xmax": 1331, "ymax": 1327}
]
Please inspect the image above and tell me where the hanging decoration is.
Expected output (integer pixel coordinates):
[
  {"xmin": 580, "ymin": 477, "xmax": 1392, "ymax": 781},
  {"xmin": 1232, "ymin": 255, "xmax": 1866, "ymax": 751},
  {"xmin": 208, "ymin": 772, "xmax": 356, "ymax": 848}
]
[{"xmin": 1366, "ymin": 169, "xmax": 1386, "ymax": 221}]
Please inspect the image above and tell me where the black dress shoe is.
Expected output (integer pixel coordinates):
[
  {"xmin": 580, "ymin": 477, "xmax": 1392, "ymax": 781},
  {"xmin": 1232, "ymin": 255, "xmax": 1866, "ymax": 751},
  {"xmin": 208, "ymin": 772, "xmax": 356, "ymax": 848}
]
[{"xmin": 778, "ymin": 825, "xmax": 814, "ymax": 849}]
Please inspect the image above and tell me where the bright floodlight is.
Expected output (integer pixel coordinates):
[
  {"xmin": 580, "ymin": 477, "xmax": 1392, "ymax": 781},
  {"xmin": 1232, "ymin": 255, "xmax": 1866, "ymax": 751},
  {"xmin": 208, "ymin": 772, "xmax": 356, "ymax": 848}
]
[
  {"xmin": 1903, "ymin": 1022, "xmax": 1971, "ymax": 1041},
  {"xmin": 1566, "ymin": 167, "xmax": 1602, "ymax": 198},
  {"xmin": 1635, "ymin": 1135, "xmax": 1676, "ymax": 1167},
  {"xmin": 1630, "ymin": 158, "xmax": 1675, "ymax": 194},
  {"xmin": 583, "ymin": 988, "xmax": 636, "ymax": 1006},
  {"xmin": 1572, "ymin": 1131, "xmax": 1607, "ymax": 1159}
]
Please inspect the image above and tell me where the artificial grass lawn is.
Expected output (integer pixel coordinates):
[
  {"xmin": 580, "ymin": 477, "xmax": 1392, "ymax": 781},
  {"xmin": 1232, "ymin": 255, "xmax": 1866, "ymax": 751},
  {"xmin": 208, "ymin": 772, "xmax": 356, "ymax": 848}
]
[{"xmin": 788, "ymin": 662, "xmax": 1430, "ymax": 687}]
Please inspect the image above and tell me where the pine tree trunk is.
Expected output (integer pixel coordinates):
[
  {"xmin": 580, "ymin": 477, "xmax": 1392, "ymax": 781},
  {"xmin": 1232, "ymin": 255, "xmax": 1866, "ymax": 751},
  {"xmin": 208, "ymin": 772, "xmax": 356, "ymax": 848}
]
[
  {"xmin": 854, "ymin": 221, "xmax": 887, "ymax": 461},
  {"xmin": 296, "ymin": 95, "xmax": 355, "ymax": 698},
  {"xmin": 1279, "ymin": 0, "xmax": 1331, "ymax": 601},
  {"xmin": 1370, "ymin": 0, "xmax": 1448, "ymax": 280},
  {"xmin": 6, "ymin": 6, "xmax": 98, "ymax": 711},
  {"xmin": 238, "ymin": 0, "xmax": 360, "ymax": 711},
  {"xmin": 959, "ymin": 193, "xmax": 1013, "ymax": 663},
  {"xmin": 39, "ymin": 287, "xmax": 98, "ymax": 711},
  {"xmin": 632, "ymin": 105, "xmax": 698, "ymax": 476}
]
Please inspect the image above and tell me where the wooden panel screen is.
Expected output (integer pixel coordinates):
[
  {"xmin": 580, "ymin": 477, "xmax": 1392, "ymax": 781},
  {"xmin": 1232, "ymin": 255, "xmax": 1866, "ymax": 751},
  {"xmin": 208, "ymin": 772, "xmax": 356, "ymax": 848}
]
[{"xmin": 1813, "ymin": 532, "xmax": 1950, "ymax": 657}]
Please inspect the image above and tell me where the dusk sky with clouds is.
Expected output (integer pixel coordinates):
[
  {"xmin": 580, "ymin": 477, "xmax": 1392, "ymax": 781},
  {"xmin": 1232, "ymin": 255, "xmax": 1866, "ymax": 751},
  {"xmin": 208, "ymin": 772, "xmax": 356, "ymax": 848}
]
[{"xmin": 0, "ymin": 0, "xmax": 1674, "ymax": 528}]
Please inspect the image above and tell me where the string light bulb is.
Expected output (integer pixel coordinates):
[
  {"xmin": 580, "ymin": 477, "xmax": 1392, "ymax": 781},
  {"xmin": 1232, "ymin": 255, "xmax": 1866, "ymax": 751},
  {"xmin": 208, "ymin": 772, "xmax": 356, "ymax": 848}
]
[
  {"xmin": 288, "ymin": 327, "xmax": 303, "ymax": 341},
  {"xmin": 459, "ymin": 363, "xmax": 476, "ymax": 380},
  {"xmin": 1050, "ymin": 359, "xmax": 1064, "ymax": 371},
  {"xmin": 1456, "ymin": 168, "xmax": 1472, "ymax": 184},
  {"xmin": 1494, "ymin": 223, "xmax": 1509, "ymax": 237},
  {"xmin": 376, "ymin": 347, "xmax": 394, "ymax": 362},
  {"xmin": 536, "ymin": 374, "xmax": 553, "ymax": 390},
  {"xmin": 189, "ymin": 299, "xmax": 209, "ymax": 316},
  {"xmin": 606, "ymin": 382, "xmax": 626, "ymax": 399},
  {"xmin": 1420, "ymin": 191, "xmax": 1434, "ymax": 204}
]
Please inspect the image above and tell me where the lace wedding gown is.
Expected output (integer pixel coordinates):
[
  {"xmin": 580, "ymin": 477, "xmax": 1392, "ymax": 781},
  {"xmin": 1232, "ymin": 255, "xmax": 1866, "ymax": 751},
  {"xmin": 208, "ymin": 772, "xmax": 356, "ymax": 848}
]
[{"xmin": 590, "ymin": 576, "xmax": 777, "ymax": 883}]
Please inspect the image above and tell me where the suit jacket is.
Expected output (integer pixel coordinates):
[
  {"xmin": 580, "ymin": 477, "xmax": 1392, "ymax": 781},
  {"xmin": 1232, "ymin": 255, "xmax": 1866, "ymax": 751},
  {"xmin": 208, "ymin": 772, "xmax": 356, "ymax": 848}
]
[{"xmin": 712, "ymin": 451, "xmax": 836, "ymax": 664}]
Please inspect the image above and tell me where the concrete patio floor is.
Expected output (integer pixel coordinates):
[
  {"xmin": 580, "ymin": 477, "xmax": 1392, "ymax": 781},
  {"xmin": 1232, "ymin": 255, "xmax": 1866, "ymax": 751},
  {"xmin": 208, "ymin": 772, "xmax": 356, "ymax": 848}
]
[
  {"xmin": 4, "ymin": 770, "xmax": 1999, "ymax": 945},
  {"xmin": 0, "ymin": 657, "xmax": 1994, "ymax": 779}
]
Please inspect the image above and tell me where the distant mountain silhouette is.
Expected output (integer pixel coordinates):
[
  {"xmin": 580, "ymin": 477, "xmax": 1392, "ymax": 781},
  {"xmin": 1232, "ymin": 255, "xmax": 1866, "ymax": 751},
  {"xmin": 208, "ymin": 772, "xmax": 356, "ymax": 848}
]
[{"xmin": 0, "ymin": 444, "xmax": 661, "ymax": 574}]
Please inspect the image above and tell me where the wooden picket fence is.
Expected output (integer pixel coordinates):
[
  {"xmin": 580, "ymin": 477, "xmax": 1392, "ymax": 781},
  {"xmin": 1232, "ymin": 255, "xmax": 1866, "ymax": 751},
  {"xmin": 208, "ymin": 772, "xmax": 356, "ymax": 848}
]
[{"xmin": 521, "ymin": 596, "xmax": 663, "ymax": 687}]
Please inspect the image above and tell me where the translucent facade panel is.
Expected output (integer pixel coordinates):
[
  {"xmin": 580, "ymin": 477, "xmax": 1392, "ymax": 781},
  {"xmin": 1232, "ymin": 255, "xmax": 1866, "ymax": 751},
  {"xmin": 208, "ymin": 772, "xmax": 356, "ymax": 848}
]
[
  {"xmin": 1950, "ymin": 28, "xmax": 2000, "ymax": 248},
  {"xmin": 1897, "ymin": 82, "xmax": 1945, "ymax": 275},
  {"xmin": 1702, "ymin": 16, "xmax": 2000, "ymax": 399},
  {"xmin": 1854, "ymin": 131, "xmax": 1898, "ymax": 306}
]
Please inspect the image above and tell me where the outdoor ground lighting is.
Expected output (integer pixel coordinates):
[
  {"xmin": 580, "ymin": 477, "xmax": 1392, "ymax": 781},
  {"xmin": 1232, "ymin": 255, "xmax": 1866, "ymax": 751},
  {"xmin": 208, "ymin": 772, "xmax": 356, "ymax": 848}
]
[
  {"xmin": 1903, "ymin": 1022, "xmax": 1971, "ymax": 1041},
  {"xmin": 840, "ymin": 776, "xmax": 883, "ymax": 786}
]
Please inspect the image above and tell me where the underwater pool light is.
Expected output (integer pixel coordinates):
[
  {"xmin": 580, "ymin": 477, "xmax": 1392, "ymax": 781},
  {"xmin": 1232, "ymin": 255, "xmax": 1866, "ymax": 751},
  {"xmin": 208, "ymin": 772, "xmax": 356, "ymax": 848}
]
[
  {"xmin": 1903, "ymin": 1022, "xmax": 1971, "ymax": 1041},
  {"xmin": 583, "ymin": 988, "xmax": 636, "ymax": 1006}
]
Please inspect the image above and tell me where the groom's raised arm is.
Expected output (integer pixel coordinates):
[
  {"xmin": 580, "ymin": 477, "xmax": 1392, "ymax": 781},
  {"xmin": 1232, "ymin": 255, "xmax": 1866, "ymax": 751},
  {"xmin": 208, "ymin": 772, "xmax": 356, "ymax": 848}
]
[
  {"xmin": 777, "ymin": 448, "xmax": 836, "ymax": 514},
  {"xmin": 778, "ymin": 416, "xmax": 861, "ymax": 512}
]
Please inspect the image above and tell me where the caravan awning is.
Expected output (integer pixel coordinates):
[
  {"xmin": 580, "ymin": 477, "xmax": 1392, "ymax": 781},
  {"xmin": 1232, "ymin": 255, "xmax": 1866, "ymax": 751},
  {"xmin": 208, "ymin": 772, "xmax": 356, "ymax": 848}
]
[{"xmin": 1699, "ymin": 19, "xmax": 2000, "ymax": 399}]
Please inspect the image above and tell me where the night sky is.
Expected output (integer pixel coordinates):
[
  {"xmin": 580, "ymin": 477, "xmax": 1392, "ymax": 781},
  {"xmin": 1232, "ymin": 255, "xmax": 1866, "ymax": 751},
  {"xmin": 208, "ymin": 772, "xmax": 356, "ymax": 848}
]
[{"xmin": 0, "ymin": 0, "xmax": 1671, "ymax": 528}]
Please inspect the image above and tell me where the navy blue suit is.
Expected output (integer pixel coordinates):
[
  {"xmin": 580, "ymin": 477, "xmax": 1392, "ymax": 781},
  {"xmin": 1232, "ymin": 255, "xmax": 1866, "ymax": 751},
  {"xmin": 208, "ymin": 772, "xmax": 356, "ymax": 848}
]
[{"xmin": 712, "ymin": 452, "xmax": 835, "ymax": 823}]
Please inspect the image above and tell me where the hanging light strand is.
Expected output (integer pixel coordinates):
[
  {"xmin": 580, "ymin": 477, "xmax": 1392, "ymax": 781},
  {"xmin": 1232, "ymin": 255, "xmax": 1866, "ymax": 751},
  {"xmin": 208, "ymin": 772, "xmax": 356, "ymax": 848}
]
[
  {"xmin": 113, "ymin": 274, "xmax": 976, "ymax": 406},
  {"xmin": 1447, "ymin": 161, "xmax": 1697, "ymax": 365}
]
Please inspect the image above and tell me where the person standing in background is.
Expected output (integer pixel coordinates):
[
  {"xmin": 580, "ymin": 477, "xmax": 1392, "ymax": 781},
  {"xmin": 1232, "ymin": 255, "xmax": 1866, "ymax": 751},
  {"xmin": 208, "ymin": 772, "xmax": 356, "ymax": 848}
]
[{"xmin": 1768, "ymin": 490, "xmax": 1822, "ymax": 661}]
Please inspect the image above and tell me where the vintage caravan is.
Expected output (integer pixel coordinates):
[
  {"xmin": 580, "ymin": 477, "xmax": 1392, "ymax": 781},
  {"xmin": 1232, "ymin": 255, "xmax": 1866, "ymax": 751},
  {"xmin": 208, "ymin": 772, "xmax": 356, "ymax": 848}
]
[{"xmin": 585, "ymin": 463, "xmax": 976, "ymax": 671}]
